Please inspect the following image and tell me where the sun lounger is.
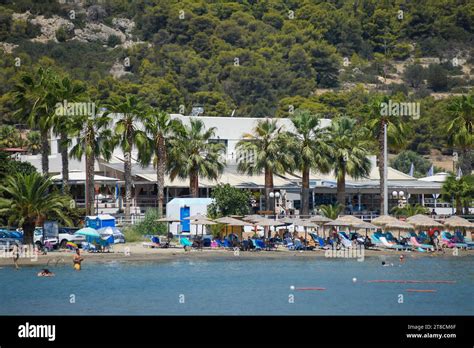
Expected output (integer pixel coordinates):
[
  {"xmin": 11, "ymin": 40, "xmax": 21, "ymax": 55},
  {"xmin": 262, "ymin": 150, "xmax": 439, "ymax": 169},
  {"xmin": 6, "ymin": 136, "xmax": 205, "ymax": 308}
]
[
  {"xmin": 142, "ymin": 236, "xmax": 161, "ymax": 248},
  {"xmin": 454, "ymin": 231, "xmax": 474, "ymax": 248},
  {"xmin": 179, "ymin": 237, "xmax": 193, "ymax": 248},
  {"xmin": 338, "ymin": 232, "xmax": 353, "ymax": 248},
  {"xmin": 441, "ymin": 232, "xmax": 468, "ymax": 249},
  {"xmin": 379, "ymin": 236, "xmax": 410, "ymax": 251},
  {"xmin": 283, "ymin": 237, "xmax": 294, "ymax": 250},
  {"xmin": 408, "ymin": 236, "xmax": 434, "ymax": 251}
]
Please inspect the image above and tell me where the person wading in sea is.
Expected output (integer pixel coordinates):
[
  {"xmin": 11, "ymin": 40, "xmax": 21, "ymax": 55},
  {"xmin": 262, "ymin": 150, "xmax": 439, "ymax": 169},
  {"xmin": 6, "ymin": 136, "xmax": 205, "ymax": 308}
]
[
  {"xmin": 73, "ymin": 248, "xmax": 83, "ymax": 271},
  {"xmin": 12, "ymin": 242, "xmax": 20, "ymax": 269}
]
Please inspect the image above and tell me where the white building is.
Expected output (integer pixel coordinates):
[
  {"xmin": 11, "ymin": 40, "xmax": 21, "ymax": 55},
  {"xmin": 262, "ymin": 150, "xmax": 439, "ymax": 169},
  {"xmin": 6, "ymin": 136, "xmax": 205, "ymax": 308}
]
[{"xmin": 18, "ymin": 114, "xmax": 450, "ymax": 216}]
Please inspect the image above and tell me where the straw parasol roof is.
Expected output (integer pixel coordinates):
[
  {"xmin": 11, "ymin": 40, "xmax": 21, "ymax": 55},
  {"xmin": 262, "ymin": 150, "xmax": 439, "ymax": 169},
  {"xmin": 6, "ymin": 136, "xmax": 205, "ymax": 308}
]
[
  {"xmin": 338, "ymin": 215, "xmax": 365, "ymax": 227},
  {"xmin": 371, "ymin": 215, "xmax": 399, "ymax": 226},
  {"xmin": 214, "ymin": 216, "xmax": 252, "ymax": 226},
  {"xmin": 183, "ymin": 213, "xmax": 208, "ymax": 220},
  {"xmin": 384, "ymin": 220, "xmax": 414, "ymax": 230},
  {"xmin": 406, "ymin": 214, "xmax": 444, "ymax": 228},
  {"xmin": 190, "ymin": 218, "xmax": 216, "ymax": 225},
  {"xmin": 279, "ymin": 217, "xmax": 296, "ymax": 224},
  {"xmin": 309, "ymin": 215, "xmax": 333, "ymax": 223},
  {"xmin": 325, "ymin": 219, "xmax": 352, "ymax": 227},
  {"xmin": 254, "ymin": 218, "xmax": 283, "ymax": 226},
  {"xmin": 293, "ymin": 219, "xmax": 318, "ymax": 228},
  {"xmin": 443, "ymin": 216, "xmax": 474, "ymax": 229},
  {"xmin": 353, "ymin": 221, "xmax": 379, "ymax": 230},
  {"xmin": 243, "ymin": 214, "xmax": 264, "ymax": 222}
]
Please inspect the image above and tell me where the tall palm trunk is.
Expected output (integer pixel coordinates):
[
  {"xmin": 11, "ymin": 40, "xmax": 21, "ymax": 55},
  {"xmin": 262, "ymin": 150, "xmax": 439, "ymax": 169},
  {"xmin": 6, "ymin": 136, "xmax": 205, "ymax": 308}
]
[
  {"xmin": 22, "ymin": 219, "xmax": 36, "ymax": 246},
  {"xmin": 378, "ymin": 125, "xmax": 386, "ymax": 215},
  {"xmin": 264, "ymin": 166, "xmax": 274, "ymax": 212},
  {"xmin": 40, "ymin": 129, "xmax": 50, "ymax": 174},
  {"xmin": 156, "ymin": 136, "xmax": 166, "ymax": 216},
  {"xmin": 336, "ymin": 171, "xmax": 346, "ymax": 206},
  {"xmin": 190, "ymin": 169, "xmax": 199, "ymax": 197},
  {"xmin": 301, "ymin": 165, "xmax": 310, "ymax": 217},
  {"xmin": 85, "ymin": 151, "xmax": 95, "ymax": 216},
  {"xmin": 124, "ymin": 150, "xmax": 132, "ymax": 220},
  {"xmin": 60, "ymin": 131, "xmax": 69, "ymax": 194}
]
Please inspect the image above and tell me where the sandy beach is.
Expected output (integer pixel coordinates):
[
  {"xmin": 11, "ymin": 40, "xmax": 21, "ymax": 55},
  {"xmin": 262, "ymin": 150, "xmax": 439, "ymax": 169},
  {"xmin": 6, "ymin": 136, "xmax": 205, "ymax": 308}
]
[{"xmin": 1, "ymin": 242, "xmax": 472, "ymax": 267}]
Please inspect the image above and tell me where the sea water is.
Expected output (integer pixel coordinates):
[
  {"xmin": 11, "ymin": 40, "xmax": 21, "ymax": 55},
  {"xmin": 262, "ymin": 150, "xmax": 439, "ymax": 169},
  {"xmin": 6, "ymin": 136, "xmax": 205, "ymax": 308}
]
[{"xmin": 0, "ymin": 256, "xmax": 472, "ymax": 315}]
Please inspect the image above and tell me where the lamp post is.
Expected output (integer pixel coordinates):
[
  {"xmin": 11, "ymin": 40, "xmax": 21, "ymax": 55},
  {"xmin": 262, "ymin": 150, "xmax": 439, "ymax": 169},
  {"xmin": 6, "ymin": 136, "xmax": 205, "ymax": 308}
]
[
  {"xmin": 392, "ymin": 190, "xmax": 405, "ymax": 209},
  {"xmin": 269, "ymin": 191, "xmax": 280, "ymax": 220}
]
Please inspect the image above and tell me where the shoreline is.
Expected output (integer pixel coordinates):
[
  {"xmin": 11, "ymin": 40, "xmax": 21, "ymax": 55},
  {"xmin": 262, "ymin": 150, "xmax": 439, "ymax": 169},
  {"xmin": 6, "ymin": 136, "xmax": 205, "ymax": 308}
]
[{"xmin": 1, "ymin": 243, "xmax": 472, "ymax": 267}]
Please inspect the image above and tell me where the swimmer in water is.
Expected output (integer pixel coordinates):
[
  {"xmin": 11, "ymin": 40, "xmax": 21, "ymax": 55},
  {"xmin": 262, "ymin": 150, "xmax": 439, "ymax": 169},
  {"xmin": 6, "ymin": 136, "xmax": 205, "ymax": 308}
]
[
  {"xmin": 399, "ymin": 255, "xmax": 405, "ymax": 263},
  {"xmin": 382, "ymin": 261, "xmax": 393, "ymax": 267},
  {"xmin": 73, "ymin": 248, "xmax": 83, "ymax": 271},
  {"xmin": 37, "ymin": 269, "xmax": 54, "ymax": 277}
]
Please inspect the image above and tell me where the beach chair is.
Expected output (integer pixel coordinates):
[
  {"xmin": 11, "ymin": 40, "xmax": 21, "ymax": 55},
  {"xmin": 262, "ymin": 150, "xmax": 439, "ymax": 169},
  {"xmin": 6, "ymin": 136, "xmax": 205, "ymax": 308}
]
[
  {"xmin": 283, "ymin": 237, "xmax": 294, "ymax": 250},
  {"xmin": 338, "ymin": 232, "xmax": 353, "ymax": 248},
  {"xmin": 180, "ymin": 237, "xmax": 193, "ymax": 248},
  {"xmin": 251, "ymin": 239, "xmax": 262, "ymax": 251},
  {"xmin": 454, "ymin": 231, "xmax": 474, "ymax": 249},
  {"xmin": 441, "ymin": 232, "xmax": 468, "ymax": 249},
  {"xmin": 408, "ymin": 236, "xmax": 434, "ymax": 251},
  {"xmin": 142, "ymin": 236, "xmax": 161, "ymax": 248},
  {"xmin": 216, "ymin": 239, "xmax": 225, "ymax": 248},
  {"xmin": 293, "ymin": 239, "xmax": 305, "ymax": 250},
  {"xmin": 379, "ymin": 236, "xmax": 410, "ymax": 251}
]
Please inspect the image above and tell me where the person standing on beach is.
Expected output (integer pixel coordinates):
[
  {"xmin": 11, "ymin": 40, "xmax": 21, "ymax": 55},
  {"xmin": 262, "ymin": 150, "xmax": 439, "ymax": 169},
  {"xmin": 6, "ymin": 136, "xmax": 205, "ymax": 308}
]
[
  {"xmin": 73, "ymin": 248, "xmax": 83, "ymax": 271},
  {"xmin": 12, "ymin": 242, "xmax": 20, "ymax": 269}
]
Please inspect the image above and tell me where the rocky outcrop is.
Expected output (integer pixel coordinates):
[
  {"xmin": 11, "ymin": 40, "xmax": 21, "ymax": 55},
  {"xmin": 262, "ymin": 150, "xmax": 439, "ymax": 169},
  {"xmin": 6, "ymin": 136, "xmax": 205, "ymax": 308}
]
[
  {"xmin": 0, "ymin": 42, "xmax": 18, "ymax": 54},
  {"xmin": 74, "ymin": 22, "xmax": 126, "ymax": 44}
]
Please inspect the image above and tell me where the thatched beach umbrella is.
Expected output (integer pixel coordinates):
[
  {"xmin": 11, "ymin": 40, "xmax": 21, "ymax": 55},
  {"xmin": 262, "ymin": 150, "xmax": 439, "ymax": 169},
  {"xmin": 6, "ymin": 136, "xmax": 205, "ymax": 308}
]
[
  {"xmin": 383, "ymin": 220, "xmax": 415, "ymax": 239},
  {"xmin": 406, "ymin": 215, "xmax": 443, "ymax": 235},
  {"xmin": 293, "ymin": 219, "xmax": 317, "ymax": 247},
  {"xmin": 255, "ymin": 217, "xmax": 283, "ymax": 239},
  {"xmin": 183, "ymin": 213, "xmax": 208, "ymax": 220},
  {"xmin": 309, "ymin": 215, "xmax": 333, "ymax": 237},
  {"xmin": 243, "ymin": 214, "xmax": 263, "ymax": 222},
  {"xmin": 371, "ymin": 215, "xmax": 399, "ymax": 227},
  {"xmin": 215, "ymin": 216, "xmax": 253, "ymax": 239},
  {"xmin": 353, "ymin": 221, "xmax": 379, "ymax": 237},
  {"xmin": 443, "ymin": 216, "xmax": 474, "ymax": 229},
  {"xmin": 190, "ymin": 218, "xmax": 216, "ymax": 239}
]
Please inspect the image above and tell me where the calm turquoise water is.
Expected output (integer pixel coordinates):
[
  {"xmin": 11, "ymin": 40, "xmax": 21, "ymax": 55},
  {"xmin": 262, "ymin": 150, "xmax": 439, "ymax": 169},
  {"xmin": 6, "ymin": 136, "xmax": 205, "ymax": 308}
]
[{"xmin": 0, "ymin": 256, "xmax": 473, "ymax": 315}]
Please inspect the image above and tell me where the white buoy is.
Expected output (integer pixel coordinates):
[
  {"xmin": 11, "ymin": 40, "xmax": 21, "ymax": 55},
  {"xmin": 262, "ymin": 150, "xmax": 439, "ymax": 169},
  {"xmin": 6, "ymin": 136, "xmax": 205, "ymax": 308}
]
[
  {"xmin": 352, "ymin": 277, "xmax": 357, "ymax": 283},
  {"xmin": 290, "ymin": 285, "xmax": 295, "ymax": 290}
]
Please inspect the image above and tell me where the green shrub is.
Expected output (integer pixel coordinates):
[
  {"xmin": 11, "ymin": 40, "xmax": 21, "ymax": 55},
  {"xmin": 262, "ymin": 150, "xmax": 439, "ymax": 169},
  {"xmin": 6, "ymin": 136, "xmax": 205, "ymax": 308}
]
[
  {"xmin": 107, "ymin": 35, "xmax": 122, "ymax": 48},
  {"xmin": 132, "ymin": 208, "xmax": 166, "ymax": 235},
  {"xmin": 123, "ymin": 226, "xmax": 145, "ymax": 243}
]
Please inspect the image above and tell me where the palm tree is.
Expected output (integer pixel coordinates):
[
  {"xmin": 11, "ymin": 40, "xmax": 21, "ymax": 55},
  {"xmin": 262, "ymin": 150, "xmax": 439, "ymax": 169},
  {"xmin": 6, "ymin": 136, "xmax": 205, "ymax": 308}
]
[
  {"xmin": 391, "ymin": 204, "xmax": 428, "ymax": 218},
  {"xmin": 287, "ymin": 110, "xmax": 331, "ymax": 216},
  {"xmin": 447, "ymin": 95, "xmax": 473, "ymax": 176},
  {"xmin": 319, "ymin": 203, "xmax": 343, "ymax": 219},
  {"xmin": 0, "ymin": 172, "xmax": 72, "ymax": 245},
  {"xmin": 50, "ymin": 75, "xmax": 86, "ymax": 194},
  {"xmin": 236, "ymin": 119, "xmax": 294, "ymax": 213},
  {"xmin": 328, "ymin": 117, "xmax": 372, "ymax": 207},
  {"xmin": 107, "ymin": 95, "xmax": 149, "ymax": 220},
  {"xmin": 142, "ymin": 109, "xmax": 183, "ymax": 216},
  {"xmin": 13, "ymin": 67, "xmax": 55, "ymax": 174},
  {"xmin": 366, "ymin": 95, "xmax": 408, "ymax": 215},
  {"xmin": 70, "ymin": 109, "xmax": 114, "ymax": 216},
  {"xmin": 441, "ymin": 174, "xmax": 471, "ymax": 215},
  {"xmin": 168, "ymin": 118, "xmax": 225, "ymax": 197},
  {"xmin": 26, "ymin": 131, "xmax": 42, "ymax": 155}
]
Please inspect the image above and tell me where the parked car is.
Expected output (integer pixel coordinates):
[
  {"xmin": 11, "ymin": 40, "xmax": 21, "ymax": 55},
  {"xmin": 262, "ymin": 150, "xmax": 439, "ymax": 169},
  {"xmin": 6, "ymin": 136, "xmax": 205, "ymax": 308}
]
[
  {"xmin": 33, "ymin": 228, "xmax": 58, "ymax": 250},
  {"xmin": 58, "ymin": 227, "xmax": 85, "ymax": 248},
  {"xmin": 0, "ymin": 231, "xmax": 17, "ymax": 251}
]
